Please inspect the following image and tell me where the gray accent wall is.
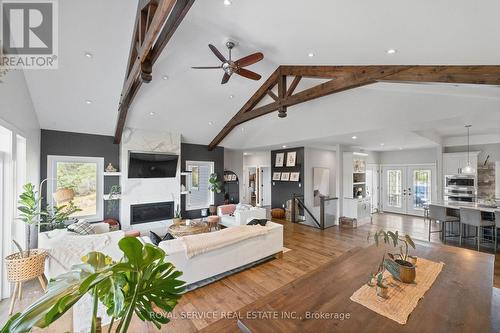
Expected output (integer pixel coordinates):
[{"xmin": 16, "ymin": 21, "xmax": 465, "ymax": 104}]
[
  {"xmin": 180, "ymin": 143, "xmax": 224, "ymax": 219},
  {"xmin": 40, "ymin": 129, "xmax": 120, "ymax": 220},
  {"xmin": 271, "ymin": 147, "xmax": 304, "ymax": 209}
]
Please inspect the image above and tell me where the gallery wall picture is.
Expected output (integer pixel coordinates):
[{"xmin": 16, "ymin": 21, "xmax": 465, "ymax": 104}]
[
  {"xmin": 275, "ymin": 153, "xmax": 285, "ymax": 167},
  {"xmin": 281, "ymin": 172, "xmax": 290, "ymax": 181},
  {"xmin": 272, "ymin": 172, "xmax": 281, "ymax": 181},
  {"xmin": 290, "ymin": 172, "xmax": 300, "ymax": 182},
  {"xmin": 286, "ymin": 151, "xmax": 297, "ymax": 167},
  {"xmin": 313, "ymin": 167, "xmax": 330, "ymax": 206}
]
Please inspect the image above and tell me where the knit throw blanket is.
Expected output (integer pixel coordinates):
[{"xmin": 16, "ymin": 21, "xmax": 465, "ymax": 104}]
[{"xmin": 180, "ymin": 225, "xmax": 271, "ymax": 258}]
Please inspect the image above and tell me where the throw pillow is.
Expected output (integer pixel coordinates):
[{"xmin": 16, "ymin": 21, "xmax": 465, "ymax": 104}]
[
  {"xmin": 247, "ymin": 219, "xmax": 268, "ymax": 226},
  {"xmin": 67, "ymin": 221, "xmax": 95, "ymax": 235},
  {"xmin": 150, "ymin": 231, "xmax": 175, "ymax": 246}
]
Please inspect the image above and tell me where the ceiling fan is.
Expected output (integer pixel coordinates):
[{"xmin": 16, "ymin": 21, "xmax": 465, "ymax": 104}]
[{"xmin": 192, "ymin": 41, "xmax": 263, "ymax": 84}]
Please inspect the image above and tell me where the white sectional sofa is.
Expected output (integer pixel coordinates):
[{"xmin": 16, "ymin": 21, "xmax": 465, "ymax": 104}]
[
  {"xmin": 38, "ymin": 222, "xmax": 124, "ymax": 278},
  {"xmin": 154, "ymin": 221, "xmax": 283, "ymax": 287},
  {"xmin": 217, "ymin": 204, "xmax": 267, "ymax": 228}
]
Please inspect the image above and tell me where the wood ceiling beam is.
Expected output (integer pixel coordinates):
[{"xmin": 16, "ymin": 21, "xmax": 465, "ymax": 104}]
[
  {"xmin": 208, "ymin": 65, "xmax": 500, "ymax": 149},
  {"xmin": 267, "ymin": 90, "xmax": 278, "ymax": 101},
  {"xmin": 207, "ymin": 68, "xmax": 281, "ymax": 150},
  {"xmin": 114, "ymin": 0, "xmax": 195, "ymax": 144},
  {"xmin": 286, "ymin": 76, "xmax": 302, "ymax": 97}
]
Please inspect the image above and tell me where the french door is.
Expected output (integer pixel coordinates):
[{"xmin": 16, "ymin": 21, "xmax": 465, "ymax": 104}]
[{"xmin": 382, "ymin": 165, "xmax": 435, "ymax": 216}]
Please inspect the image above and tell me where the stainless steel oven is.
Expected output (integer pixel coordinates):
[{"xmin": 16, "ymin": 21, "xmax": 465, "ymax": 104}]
[{"xmin": 444, "ymin": 175, "xmax": 476, "ymax": 203}]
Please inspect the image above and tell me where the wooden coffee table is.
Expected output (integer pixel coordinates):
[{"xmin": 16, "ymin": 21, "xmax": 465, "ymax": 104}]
[{"xmin": 168, "ymin": 220, "xmax": 209, "ymax": 238}]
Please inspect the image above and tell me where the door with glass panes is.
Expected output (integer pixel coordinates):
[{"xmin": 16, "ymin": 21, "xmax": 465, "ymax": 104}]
[{"xmin": 382, "ymin": 165, "xmax": 435, "ymax": 216}]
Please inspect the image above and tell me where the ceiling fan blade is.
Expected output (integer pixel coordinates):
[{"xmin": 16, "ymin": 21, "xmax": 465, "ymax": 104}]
[
  {"xmin": 191, "ymin": 66, "xmax": 221, "ymax": 69},
  {"xmin": 221, "ymin": 73, "xmax": 231, "ymax": 84},
  {"xmin": 236, "ymin": 68, "xmax": 262, "ymax": 81},
  {"xmin": 209, "ymin": 44, "xmax": 227, "ymax": 63},
  {"xmin": 235, "ymin": 52, "xmax": 264, "ymax": 67}
]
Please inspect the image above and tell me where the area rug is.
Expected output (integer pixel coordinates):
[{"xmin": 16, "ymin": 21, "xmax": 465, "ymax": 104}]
[{"xmin": 350, "ymin": 258, "xmax": 444, "ymax": 325}]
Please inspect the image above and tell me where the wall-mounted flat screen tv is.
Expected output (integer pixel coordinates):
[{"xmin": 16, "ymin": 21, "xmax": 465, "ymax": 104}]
[{"xmin": 128, "ymin": 152, "xmax": 178, "ymax": 178}]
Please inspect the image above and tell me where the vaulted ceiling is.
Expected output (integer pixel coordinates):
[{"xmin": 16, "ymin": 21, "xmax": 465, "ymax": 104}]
[{"xmin": 22, "ymin": 0, "xmax": 500, "ymax": 151}]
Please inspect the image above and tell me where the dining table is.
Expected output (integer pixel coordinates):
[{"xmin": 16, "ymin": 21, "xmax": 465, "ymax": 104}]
[{"xmin": 231, "ymin": 242, "xmax": 494, "ymax": 333}]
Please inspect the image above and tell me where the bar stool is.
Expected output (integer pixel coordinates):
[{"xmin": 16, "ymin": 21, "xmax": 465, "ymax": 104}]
[
  {"xmin": 495, "ymin": 211, "xmax": 500, "ymax": 252},
  {"xmin": 459, "ymin": 208, "xmax": 495, "ymax": 251},
  {"xmin": 428, "ymin": 204, "xmax": 460, "ymax": 242}
]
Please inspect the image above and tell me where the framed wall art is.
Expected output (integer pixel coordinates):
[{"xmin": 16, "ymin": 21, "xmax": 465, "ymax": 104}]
[
  {"xmin": 275, "ymin": 152, "xmax": 285, "ymax": 167},
  {"xmin": 286, "ymin": 151, "xmax": 297, "ymax": 167},
  {"xmin": 272, "ymin": 172, "xmax": 281, "ymax": 181},
  {"xmin": 280, "ymin": 172, "xmax": 290, "ymax": 181}
]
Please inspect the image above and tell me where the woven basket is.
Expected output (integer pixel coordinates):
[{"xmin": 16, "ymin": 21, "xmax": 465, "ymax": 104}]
[{"xmin": 5, "ymin": 250, "xmax": 47, "ymax": 282}]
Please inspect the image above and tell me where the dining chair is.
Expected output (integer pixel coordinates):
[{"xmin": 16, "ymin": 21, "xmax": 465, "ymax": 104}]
[
  {"xmin": 428, "ymin": 205, "xmax": 460, "ymax": 242},
  {"xmin": 459, "ymin": 208, "xmax": 495, "ymax": 251}
]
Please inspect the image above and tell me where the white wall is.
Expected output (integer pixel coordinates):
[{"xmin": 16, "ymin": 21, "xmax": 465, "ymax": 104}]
[
  {"xmin": 120, "ymin": 129, "xmax": 181, "ymax": 230},
  {"xmin": 303, "ymin": 147, "xmax": 337, "ymax": 226},
  {"xmin": 0, "ymin": 70, "xmax": 40, "ymax": 299},
  {"xmin": 379, "ymin": 147, "xmax": 439, "ymax": 165},
  {"xmin": 224, "ymin": 148, "xmax": 244, "ymax": 202}
]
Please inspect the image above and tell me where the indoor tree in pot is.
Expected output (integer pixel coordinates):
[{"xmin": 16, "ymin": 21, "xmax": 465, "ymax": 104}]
[
  {"xmin": 1, "ymin": 237, "xmax": 185, "ymax": 333},
  {"xmin": 208, "ymin": 173, "xmax": 223, "ymax": 215},
  {"xmin": 368, "ymin": 229, "xmax": 417, "ymax": 283}
]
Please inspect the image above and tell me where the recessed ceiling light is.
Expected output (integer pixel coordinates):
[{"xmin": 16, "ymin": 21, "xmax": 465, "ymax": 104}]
[
  {"xmin": 282, "ymin": 145, "xmax": 287, "ymax": 148},
  {"xmin": 352, "ymin": 136, "xmax": 357, "ymax": 140},
  {"xmin": 85, "ymin": 100, "xmax": 92, "ymax": 105},
  {"xmin": 308, "ymin": 52, "xmax": 314, "ymax": 57},
  {"xmin": 243, "ymin": 152, "xmax": 248, "ymax": 156},
  {"xmin": 84, "ymin": 52, "xmax": 93, "ymax": 59},
  {"xmin": 229, "ymin": 94, "xmax": 234, "ymax": 99},
  {"xmin": 386, "ymin": 49, "xmax": 397, "ymax": 55},
  {"xmin": 223, "ymin": 0, "xmax": 232, "ymax": 6},
  {"xmin": 162, "ymin": 75, "xmax": 169, "ymax": 80},
  {"xmin": 241, "ymin": 127, "xmax": 245, "ymax": 132},
  {"xmin": 208, "ymin": 121, "xmax": 214, "ymax": 125},
  {"xmin": 149, "ymin": 112, "xmax": 156, "ymax": 116},
  {"xmin": 380, "ymin": 143, "xmax": 385, "ymax": 146},
  {"xmin": 399, "ymin": 147, "xmax": 403, "ymax": 150}
]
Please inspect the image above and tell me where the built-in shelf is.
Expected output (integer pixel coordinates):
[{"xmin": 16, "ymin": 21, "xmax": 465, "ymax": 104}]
[
  {"xmin": 104, "ymin": 194, "xmax": 121, "ymax": 200},
  {"xmin": 353, "ymin": 182, "xmax": 366, "ymax": 185},
  {"xmin": 104, "ymin": 172, "xmax": 121, "ymax": 176},
  {"xmin": 180, "ymin": 191, "xmax": 190, "ymax": 195},
  {"xmin": 180, "ymin": 171, "xmax": 192, "ymax": 176}
]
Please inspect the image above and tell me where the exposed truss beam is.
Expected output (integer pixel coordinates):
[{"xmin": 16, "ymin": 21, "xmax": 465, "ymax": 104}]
[
  {"xmin": 114, "ymin": 0, "xmax": 195, "ymax": 144},
  {"xmin": 208, "ymin": 65, "xmax": 500, "ymax": 150}
]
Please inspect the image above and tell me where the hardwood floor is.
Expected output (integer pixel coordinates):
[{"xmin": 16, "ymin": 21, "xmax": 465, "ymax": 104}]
[{"xmin": 0, "ymin": 212, "xmax": 498, "ymax": 332}]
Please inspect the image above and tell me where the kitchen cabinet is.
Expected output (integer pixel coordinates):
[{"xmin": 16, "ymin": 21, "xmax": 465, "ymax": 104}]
[
  {"xmin": 344, "ymin": 197, "xmax": 371, "ymax": 221},
  {"xmin": 443, "ymin": 152, "xmax": 479, "ymax": 175}
]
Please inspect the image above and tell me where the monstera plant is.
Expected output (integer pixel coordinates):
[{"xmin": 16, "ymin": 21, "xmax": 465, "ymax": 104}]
[{"xmin": 1, "ymin": 237, "xmax": 185, "ymax": 333}]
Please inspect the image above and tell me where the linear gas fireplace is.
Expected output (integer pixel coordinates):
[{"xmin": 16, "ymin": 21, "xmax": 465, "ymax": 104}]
[{"xmin": 130, "ymin": 201, "xmax": 174, "ymax": 225}]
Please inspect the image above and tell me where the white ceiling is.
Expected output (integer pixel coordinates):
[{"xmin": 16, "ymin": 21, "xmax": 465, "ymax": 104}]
[{"xmin": 22, "ymin": 0, "xmax": 500, "ymax": 151}]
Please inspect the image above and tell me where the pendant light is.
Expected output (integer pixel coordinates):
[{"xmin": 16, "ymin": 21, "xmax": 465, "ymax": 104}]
[{"xmin": 462, "ymin": 125, "xmax": 475, "ymax": 174}]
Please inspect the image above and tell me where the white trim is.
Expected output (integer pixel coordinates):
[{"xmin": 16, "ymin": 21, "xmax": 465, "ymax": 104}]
[
  {"xmin": 185, "ymin": 160, "xmax": 215, "ymax": 211},
  {"xmin": 380, "ymin": 162, "xmax": 437, "ymax": 167},
  {"xmin": 47, "ymin": 155, "xmax": 104, "ymax": 222}
]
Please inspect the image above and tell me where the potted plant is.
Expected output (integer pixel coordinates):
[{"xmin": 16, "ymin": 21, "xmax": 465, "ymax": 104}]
[
  {"xmin": 1, "ymin": 237, "xmax": 185, "ymax": 333},
  {"xmin": 45, "ymin": 200, "xmax": 81, "ymax": 230},
  {"xmin": 173, "ymin": 203, "xmax": 182, "ymax": 225},
  {"xmin": 368, "ymin": 229, "xmax": 417, "ymax": 283},
  {"xmin": 208, "ymin": 173, "xmax": 223, "ymax": 215},
  {"xmin": 105, "ymin": 185, "xmax": 121, "ymax": 217}
]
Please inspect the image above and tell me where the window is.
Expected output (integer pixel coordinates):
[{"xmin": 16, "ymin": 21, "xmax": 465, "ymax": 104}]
[
  {"xmin": 186, "ymin": 161, "xmax": 214, "ymax": 211},
  {"xmin": 47, "ymin": 156, "xmax": 104, "ymax": 221}
]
